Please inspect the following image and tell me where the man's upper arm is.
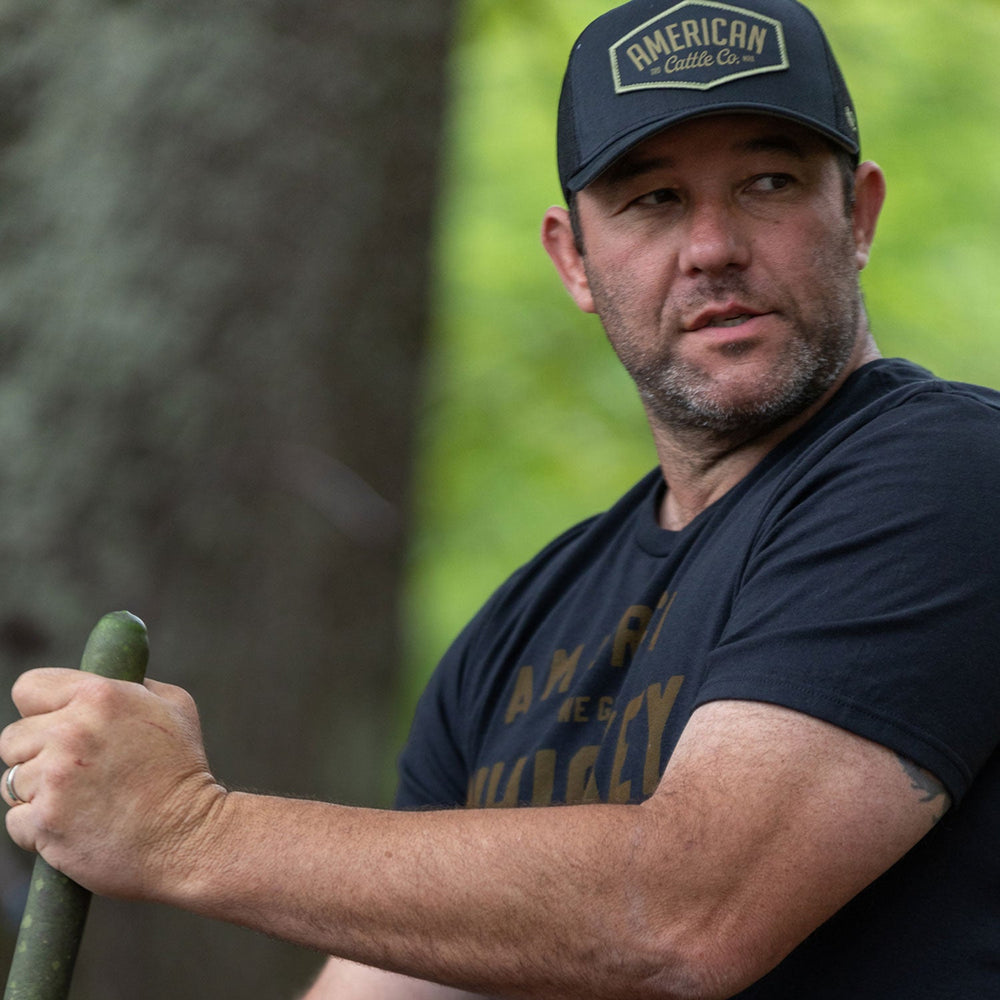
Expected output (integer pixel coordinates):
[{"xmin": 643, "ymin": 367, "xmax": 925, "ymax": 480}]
[
  {"xmin": 639, "ymin": 697, "xmax": 949, "ymax": 992},
  {"xmin": 308, "ymin": 698, "xmax": 952, "ymax": 999}
]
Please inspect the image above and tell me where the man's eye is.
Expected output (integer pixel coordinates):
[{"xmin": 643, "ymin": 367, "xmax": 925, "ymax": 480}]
[
  {"xmin": 634, "ymin": 188, "xmax": 680, "ymax": 206},
  {"xmin": 749, "ymin": 174, "xmax": 794, "ymax": 193}
]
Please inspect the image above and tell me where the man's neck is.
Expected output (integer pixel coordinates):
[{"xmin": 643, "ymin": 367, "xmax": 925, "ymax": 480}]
[{"xmin": 652, "ymin": 339, "xmax": 881, "ymax": 531}]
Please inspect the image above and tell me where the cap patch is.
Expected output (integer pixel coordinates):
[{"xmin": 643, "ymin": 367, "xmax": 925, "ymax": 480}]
[{"xmin": 610, "ymin": 0, "xmax": 789, "ymax": 93}]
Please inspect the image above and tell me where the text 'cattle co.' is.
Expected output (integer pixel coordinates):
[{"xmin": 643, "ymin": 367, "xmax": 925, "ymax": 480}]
[{"xmin": 611, "ymin": 1, "xmax": 789, "ymax": 91}]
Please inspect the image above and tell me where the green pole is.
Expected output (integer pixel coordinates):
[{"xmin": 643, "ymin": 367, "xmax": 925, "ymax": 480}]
[{"xmin": 3, "ymin": 611, "xmax": 149, "ymax": 1000}]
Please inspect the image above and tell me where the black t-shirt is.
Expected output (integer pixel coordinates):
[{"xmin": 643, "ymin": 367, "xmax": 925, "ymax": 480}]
[{"xmin": 396, "ymin": 359, "xmax": 1000, "ymax": 996}]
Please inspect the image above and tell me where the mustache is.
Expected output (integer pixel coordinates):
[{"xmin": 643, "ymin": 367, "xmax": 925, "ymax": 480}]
[{"xmin": 680, "ymin": 274, "xmax": 757, "ymax": 311}]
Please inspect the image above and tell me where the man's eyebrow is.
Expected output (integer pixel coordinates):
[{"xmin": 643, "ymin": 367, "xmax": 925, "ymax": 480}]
[
  {"xmin": 597, "ymin": 154, "xmax": 676, "ymax": 189},
  {"xmin": 737, "ymin": 133, "xmax": 809, "ymax": 159}
]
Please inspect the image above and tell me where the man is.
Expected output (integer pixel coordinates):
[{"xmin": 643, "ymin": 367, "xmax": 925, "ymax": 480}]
[{"xmin": 3, "ymin": 1, "xmax": 999, "ymax": 997}]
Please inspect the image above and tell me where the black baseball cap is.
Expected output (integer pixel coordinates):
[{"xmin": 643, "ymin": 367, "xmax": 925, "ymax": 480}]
[{"xmin": 557, "ymin": 0, "xmax": 859, "ymax": 199}]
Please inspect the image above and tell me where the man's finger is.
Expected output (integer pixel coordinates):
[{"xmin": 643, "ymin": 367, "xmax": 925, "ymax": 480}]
[
  {"xmin": 1, "ymin": 762, "xmax": 30, "ymax": 808},
  {"xmin": 0, "ymin": 713, "xmax": 49, "ymax": 776},
  {"xmin": 1, "ymin": 673, "xmax": 149, "ymax": 777},
  {"xmin": 9, "ymin": 667, "xmax": 89, "ymax": 718},
  {"xmin": 4, "ymin": 793, "xmax": 39, "ymax": 853}
]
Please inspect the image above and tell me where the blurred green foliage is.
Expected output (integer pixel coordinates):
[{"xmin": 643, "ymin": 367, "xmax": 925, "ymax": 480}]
[{"xmin": 402, "ymin": 0, "xmax": 1000, "ymax": 707}]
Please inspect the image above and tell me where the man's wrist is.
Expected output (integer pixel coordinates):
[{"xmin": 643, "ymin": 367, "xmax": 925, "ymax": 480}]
[{"xmin": 153, "ymin": 779, "xmax": 234, "ymax": 910}]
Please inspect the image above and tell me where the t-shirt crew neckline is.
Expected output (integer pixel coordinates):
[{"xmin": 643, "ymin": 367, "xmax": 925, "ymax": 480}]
[{"xmin": 632, "ymin": 359, "xmax": 893, "ymax": 557}]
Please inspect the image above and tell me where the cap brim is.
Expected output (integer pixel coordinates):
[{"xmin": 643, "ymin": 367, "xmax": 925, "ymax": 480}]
[{"xmin": 564, "ymin": 104, "xmax": 860, "ymax": 195}]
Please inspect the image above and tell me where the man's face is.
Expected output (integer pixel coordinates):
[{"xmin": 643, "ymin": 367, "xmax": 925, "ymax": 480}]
[{"xmin": 558, "ymin": 115, "xmax": 878, "ymax": 440}]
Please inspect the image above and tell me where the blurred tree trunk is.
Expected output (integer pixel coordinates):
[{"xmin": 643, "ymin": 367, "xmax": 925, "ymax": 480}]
[{"xmin": 0, "ymin": 0, "xmax": 454, "ymax": 995}]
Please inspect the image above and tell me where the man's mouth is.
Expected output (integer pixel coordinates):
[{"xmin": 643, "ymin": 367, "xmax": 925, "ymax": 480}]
[
  {"xmin": 686, "ymin": 305, "xmax": 765, "ymax": 332},
  {"xmin": 705, "ymin": 313, "xmax": 756, "ymax": 329}
]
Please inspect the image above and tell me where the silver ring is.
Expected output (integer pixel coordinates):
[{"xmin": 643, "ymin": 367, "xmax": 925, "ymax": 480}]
[{"xmin": 5, "ymin": 763, "xmax": 24, "ymax": 805}]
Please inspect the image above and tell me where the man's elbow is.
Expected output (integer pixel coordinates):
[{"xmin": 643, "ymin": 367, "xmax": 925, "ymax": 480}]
[{"xmin": 599, "ymin": 915, "xmax": 782, "ymax": 1000}]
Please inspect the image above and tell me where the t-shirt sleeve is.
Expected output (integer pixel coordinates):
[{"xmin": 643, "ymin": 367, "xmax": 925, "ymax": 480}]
[
  {"xmin": 392, "ymin": 514, "xmax": 606, "ymax": 810},
  {"xmin": 393, "ymin": 560, "xmax": 552, "ymax": 810},
  {"xmin": 695, "ymin": 387, "xmax": 1000, "ymax": 804},
  {"xmin": 394, "ymin": 618, "xmax": 479, "ymax": 810}
]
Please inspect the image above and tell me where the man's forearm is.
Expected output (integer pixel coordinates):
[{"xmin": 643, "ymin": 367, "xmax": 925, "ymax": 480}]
[{"xmin": 171, "ymin": 792, "xmax": 705, "ymax": 1000}]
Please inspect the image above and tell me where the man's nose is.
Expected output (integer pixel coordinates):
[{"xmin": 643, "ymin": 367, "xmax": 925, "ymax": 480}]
[{"xmin": 677, "ymin": 201, "xmax": 751, "ymax": 276}]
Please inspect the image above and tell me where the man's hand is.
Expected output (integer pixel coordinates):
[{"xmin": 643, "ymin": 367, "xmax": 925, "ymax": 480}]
[{"xmin": 0, "ymin": 669, "xmax": 225, "ymax": 900}]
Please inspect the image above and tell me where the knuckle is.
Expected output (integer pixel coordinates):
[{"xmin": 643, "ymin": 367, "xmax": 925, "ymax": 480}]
[
  {"xmin": 70, "ymin": 677, "xmax": 132, "ymax": 730},
  {"xmin": 29, "ymin": 796, "xmax": 64, "ymax": 838},
  {"xmin": 76, "ymin": 674, "xmax": 119, "ymax": 708},
  {"xmin": 9, "ymin": 671, "xmax": 35, "ymax": 701},
  {"xmin": 9, "ymin": 677, "xmax": 33, "ymax": 715},
  {"xmin": 46, "ymin": 718, "xmax": 103, "ymax": 767},
  {"xmin": 164, "ymin": 683, "xmax": 197, "ymax": 714},
  {"xmin": 46, "ymin": 758, "xmax": 80, "ymax": 791},
  {"xmin": 176, "ymin": 686, "xmax": 197, "ymax": 711}
]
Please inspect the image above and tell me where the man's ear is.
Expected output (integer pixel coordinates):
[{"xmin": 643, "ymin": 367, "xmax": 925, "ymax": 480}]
[
  {"xmin": 541, "ymin": 206, "xmax": 596, "ymax": 314},
  {"xmin": 852, "ymin": 162, "xmax": 886, "ymax": 271}
]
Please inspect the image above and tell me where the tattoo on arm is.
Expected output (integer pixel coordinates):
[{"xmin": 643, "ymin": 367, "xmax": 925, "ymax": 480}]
[{"xmin": 896, "ymin": 754, "xmax": 949, "ymax": 822}]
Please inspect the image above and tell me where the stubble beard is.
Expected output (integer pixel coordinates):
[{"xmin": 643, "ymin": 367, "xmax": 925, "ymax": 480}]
[{"xmin": 586, "ymin": 234, "xmax": 863, "ymax": 442}]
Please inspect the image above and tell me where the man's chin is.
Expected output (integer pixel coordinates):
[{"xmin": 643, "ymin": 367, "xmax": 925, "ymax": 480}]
[{"xmin": 645, "ymin": 369, "xmax": 835, "ymax": 438}]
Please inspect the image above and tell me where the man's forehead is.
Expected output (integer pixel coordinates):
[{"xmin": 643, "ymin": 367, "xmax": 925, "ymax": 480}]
[{"xmin": 589, "ymin": 113, "xmax": 827, "ymax": 187}]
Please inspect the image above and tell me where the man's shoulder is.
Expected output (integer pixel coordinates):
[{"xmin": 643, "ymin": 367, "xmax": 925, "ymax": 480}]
[
  {"xmin": 793, "ymin": 358, "xmax": 1000, "ymax": 468},
  {"xmin": 836, "ymin": 357, "xmax": 1000, "ymax": 422}
]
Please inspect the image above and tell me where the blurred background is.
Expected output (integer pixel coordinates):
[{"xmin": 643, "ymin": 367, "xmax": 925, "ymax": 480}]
[{"xmin": 0, "ymin": 0, "xmax": 996, "ymax": 996}]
